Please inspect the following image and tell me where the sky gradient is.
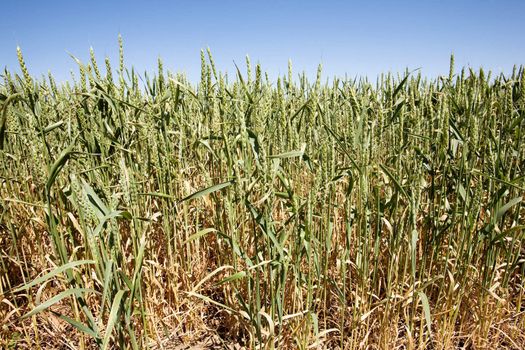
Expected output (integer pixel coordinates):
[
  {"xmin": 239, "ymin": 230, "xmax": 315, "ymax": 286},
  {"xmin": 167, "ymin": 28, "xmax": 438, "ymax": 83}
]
[{"xmin": 1, "ymin": 0, "xmax": 524, "ymax": 83}]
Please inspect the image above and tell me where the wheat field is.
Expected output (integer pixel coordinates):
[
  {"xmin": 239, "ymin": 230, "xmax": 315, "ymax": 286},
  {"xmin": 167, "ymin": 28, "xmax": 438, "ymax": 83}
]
[{"xmin": 1, "ymin": 41, "xmax": 524, "ymax": 349}]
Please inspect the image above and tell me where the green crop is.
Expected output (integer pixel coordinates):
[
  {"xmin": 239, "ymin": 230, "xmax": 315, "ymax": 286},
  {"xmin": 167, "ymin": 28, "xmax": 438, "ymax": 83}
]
[{"xmin": 0, "ymin": 44, "xmax": 524, "ymax": 349}]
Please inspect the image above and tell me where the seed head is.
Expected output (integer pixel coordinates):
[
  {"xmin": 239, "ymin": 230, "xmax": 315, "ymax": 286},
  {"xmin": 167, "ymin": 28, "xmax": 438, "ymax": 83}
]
[
  {"xmin": 90, "ymin": 47, "xmax": 101, "ymax": 81},
  {"xmin": 17, "ymin": 46, "xmax": 32, "ymax": 87}
]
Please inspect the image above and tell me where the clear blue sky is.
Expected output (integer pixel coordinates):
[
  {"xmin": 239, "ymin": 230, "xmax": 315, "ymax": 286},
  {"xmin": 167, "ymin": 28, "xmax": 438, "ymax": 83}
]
[{"xmin": 1, "ymin": 0, "xmax": 524, "ymax": 83}]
